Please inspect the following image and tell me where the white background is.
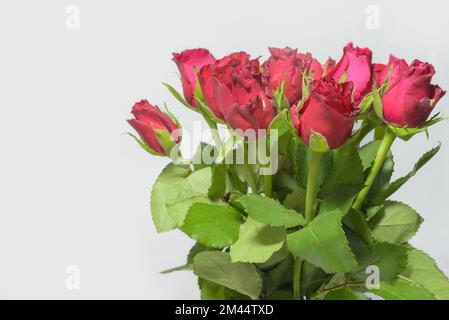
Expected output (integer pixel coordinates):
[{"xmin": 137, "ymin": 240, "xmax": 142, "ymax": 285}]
[{"xmin": 0, "ymin": 0, "xmax": 448, "ymax": 299}]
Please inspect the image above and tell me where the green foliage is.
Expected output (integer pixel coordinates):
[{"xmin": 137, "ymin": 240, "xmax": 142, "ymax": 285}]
[
  {"xmin": 263, "ymin": 257, "xmax": 294, "ymax": 296},
  {"xmin": 208, "ymin": 163, "xmax": 227, "ymax": 200},
  {"xmin": 371, "ymin": 280, "xmax": 435, "ymax": 300},
  {"xmin": 181, "ymin": 203, "xmax": 243, "ymax": 248},
  {"xmin": 150, "ymin": 163, "xmax": 191, "ymax": 232},
  {"xmin": 349, "ymin": 241, "xmax": 408, "ymax": 283},
  {"xmin": 358, "ymin": 140, "xmax": 381, "ymax": 171},
  {"xmin": 230, "ymin": 218, "xmax": 285, "ymax": 263},
  {"xmin": 369, "ymin": 201, "xmax": 423, "ymax": 244},
  {"xmin": 142, "ymin": 76, "xmax": 448, "ymax": 301},
  {"xmin": 234, "ymin": 194, "xmax": 305, "ymax": 227},
  {"xmin": 193, "ymin": 251, "xmax": 262, "ymax": 300},
  {"xmin": 165, "ymin": 167, "xmax": 214, "ymax": 227},
  {"xmin": 401, "ymin": 246, "xmax": 449, "ymax": 300},
  {"xmin": 286, "ymin": 210, "xmax": 358, "ymax": 273},
  {"xmin": 324, "ymin": 288, "xmax": 368, "ymax": 300},
  {"xmin": 163, "ymin": 82, "xmax": 195, "ymax": 110},
  {"xmin": 198, "ymin": 279, "xmax": 226, "ymax": 300},
  {"xmin": 320, "ymin": 143, "xmax": 364, "ymax": 197}
]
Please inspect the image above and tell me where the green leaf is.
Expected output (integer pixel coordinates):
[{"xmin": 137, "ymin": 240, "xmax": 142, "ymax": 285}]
[
  {"xmin": 324, "ymin": 288, "xmax": 368, "ymax": 300},
  {"xmin": 198, "ymin": 279, "xmax": 226, "ymax": 300},
  {"xmin": 283, "ymin": 187, "xmax": 306, "ymax": 214},
  {"xmin": 321, "ymin": 143, "xmax": 364, "ymax": 197},
  {"xmin": 357, "ymin": 93, "xmax": 373, "ymax": 117},
  {"xmin": 181, "ymin": 203, "xmax": 243, "ymax": 248},
  {"xmin": 371, "ymin": 280, "xmax": 435, "ymax": 300},
  {"xmin": 309, "ymin": 132, "xmax": 330, "ymax": 153},
  {"xmin": 369, "ymin": 201, "xmax": 423, "ymax": 244},
  {"xmin": 150, "ymin": 163, "xmax": 191, "ymax": 232},
  {"xmin": 268, "ymin": 109, "xmax": 289, "ymax": 132},
  {"xmin": 293, "ymin": 141, "xmax": 330, "ymax": 190},
  {"xmin": 358, "ymin": 140, "xmax": 382, "ymax": 171},
  {"xmin": 193, "ymin": 142, "xmax": 218, "ymax": 170},
  {"xmin": 230, "ymin": 218, "xmax": 285, "ymax": 264},
  {"xmin": 187, "ymin": 243, "xmax": 209, "ymax": 265},
  {"xmin": 159, "ymin": 264, "xmax": 191, "ymax": 274},
  {"xmin": 193, "ymin": 251, "xmax": 262, "ymax": 300},
  {"xmin": 165, "ymin": 167, "xmax": 213, "ymax": 226},
  {"xmin": 301, "ymin": 261, "xmax": 329, "ymax": 297},
  {"xmin": 286, "ymin": 210, "xmax": 358, "ymax": 273},
  {"xmin": 163, "ymin": 82, "xmax": 195, "ymax": 110},
  {"xmin": 371, "ymin": 144, "xmax": 440, "ymax": 204},
  {"xmin": 320, "ymin": 184, "xmax": 361, "ymax": 216},
  {"xmin": 257, "ymin": 244, "xmax": 290, "ymax": 269},
  {"xmin": 349, "ymin": 241, "xmax": 407, "ymax": 283},
  {"xmin": 228, "ymin": 165, "xmax": 248, "ymax": 194},
  {"xmin": 400, "ymin": 246, "xmax": 449, "ymax": 300},
  {"xmin": 234, "ymin": 194, "xmax": 306, "ymax": 228},
  {"xmin": 389, "ymin": 116, "xmax": 446, "ymax": 141},
  {"xmin": 266, "ymin": 290, "xmax": 295, "ymax": 300},
  {"xmin": 208, "ymin": 164, "xmax": 227, "ymax": 200},
  {"xmin": 273, "ymin": 81, "xmax": 290, "ymax": 111},
  {"xmin": 264, "ymin": 257, "xmax": 294, "ymax": 296}
]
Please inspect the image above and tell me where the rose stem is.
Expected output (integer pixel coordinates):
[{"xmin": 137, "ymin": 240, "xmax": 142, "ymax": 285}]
[
  {"xmin": 351, "ymin": 127, "xmax": 396, "ymax": 244},
  {"xmin": 293, "ymin": 149, "xmax": 324, "ymax": 300},
  {"xmin": 293, "ymin": 256, "xmax": 303, "ymax": 300},
  {"xmin": 243, "ymin": 139, "xmax": 258, "ymax": 192},
  {"xmin": 305, "ymin": 150, "xmax": 324, "ymax": 223},
  {"xmin": 260, "ymin": 137, "xmax": 273, "ymax": 198}
]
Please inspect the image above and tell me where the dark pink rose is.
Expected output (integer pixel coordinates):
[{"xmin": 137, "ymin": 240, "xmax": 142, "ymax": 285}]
[
  {"xmin": 128, "ymin": 100, "xmax": 180, "ymax": 155},
  {"xmin": 328, "ymin": 43, "xmax": 373, "ymax": 106},
  {"xmin": 198, "ymin": 51, "xmax": 276, "ymax": 132},
  {"xmin": 198, "ymin": 52, "xmax": 262, "ymax": 121},
  {"xmin": 172, "ymin": 49, "xmax": 216, "ymax": 107},
  {"xmin": 262, "ymin": 47, "xmax": 305, "ymax": 105},
  {"xmin": 377, "ymin": 57, "xmax": 446, "ymax": 127}
]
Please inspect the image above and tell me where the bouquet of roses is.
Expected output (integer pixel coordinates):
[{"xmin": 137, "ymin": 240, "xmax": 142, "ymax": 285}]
[{"xmin": 127, "ymin": 43, "xmax": 449, "ymax": 300}]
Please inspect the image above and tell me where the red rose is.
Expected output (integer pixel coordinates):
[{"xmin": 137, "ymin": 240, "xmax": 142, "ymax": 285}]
[
  {"xmin": 225, "ymin": 77, "xmax": 277, "ymax": 134},
  {"xmin": 198, "ymin": 52, "xmax": 276, "ymax": 132},
  {"xmin": 328, "ymin": 43, "xmax": 373, "ymax": 106},
  {"xmin": 262, "ymin": 47, "xmax": 308, "ymax": 105},
  {"xmin": 291, "ymin": 77, "xmax": 356, "ymax": 149},
  {"xmin": 198, "ymin": 52, "xmax": 257, "ymax": 120},
  {"xmin": 374, "ymin": 56, "xmax": 445, "ymax": 127},
  {"xmin": 128, "ymin": 100, "xmax": 180, "ymax": 155},
  {"xmin": 172, "ymin": 49, "xmax": 216, "ymax": 107}
]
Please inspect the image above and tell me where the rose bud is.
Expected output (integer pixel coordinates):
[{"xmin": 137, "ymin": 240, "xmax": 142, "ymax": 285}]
[
  {"xmin": 128, "ymin": 100, "xmax": 181, "ymax": 156},
  {"xmin": 199, "ymin": 52, "xmax": 259, "ymax": 120},
  {"xmin": 172, "ymin": 48, "xmax": 216, "ymax": 106},
  {"xmin": 328, "ymin": 42, "xmax": 373, "ymax": 106},
  {"xmin": 374, "ymin": 56, "xmax": 445, "ymax": 128},
  {"xmin": 262, "ymin": 47, "xmax": 306, "ymax": 105},
  {"xmin": 291, "ymin": 77, "xmax": 357, "ymax": 149}
]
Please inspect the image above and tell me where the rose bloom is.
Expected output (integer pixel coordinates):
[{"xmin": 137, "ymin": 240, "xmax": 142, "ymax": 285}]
[
  {"xmin": 328, "ymin": 42, "xmax": 373, "ymax": 106},
  {"xmin": 374, "ymin": 55, "xmax": 445, "ymax": 127},
  {"xmin": 291, "ymin": 77, "xmax": 357, "ymax": 149},
  {"xmin": 172, "ymin": 48, "xmax": 216, "ymax": 107}
]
